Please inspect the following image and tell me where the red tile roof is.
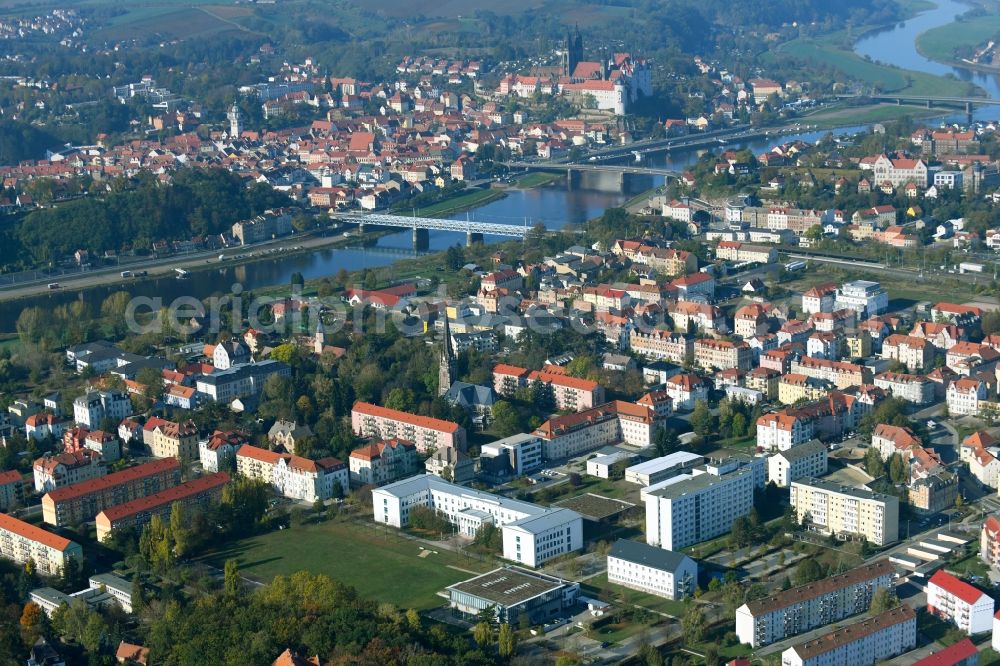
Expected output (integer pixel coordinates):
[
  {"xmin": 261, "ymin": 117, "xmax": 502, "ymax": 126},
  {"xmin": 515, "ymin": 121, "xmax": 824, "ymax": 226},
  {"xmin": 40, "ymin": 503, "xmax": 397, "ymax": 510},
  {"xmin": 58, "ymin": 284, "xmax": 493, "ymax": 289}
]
[
  {"xmin": 929, "ymin": 569, "xmax": 986, "ymax": 606},
  {"xmin": 98, "ymin": 472, "xmax": 229, "ymax": 522},
  {"xmin": 911, "ymin": 638, "xmax": 977, "ymax": 665},
  {"xmin": 0, "ymin": 512, "xmax": 75, "ymax": 551},
  {"xmin": 45, "ymin": 457, "xmax": 179, "ymax": 502},
  {"xmin": 352, "ymin": 402, "xmax": 461, "ymax": 433},
  {"xmin": 0, "ymin": 470, "xmax": 22, "ymax": 485}
]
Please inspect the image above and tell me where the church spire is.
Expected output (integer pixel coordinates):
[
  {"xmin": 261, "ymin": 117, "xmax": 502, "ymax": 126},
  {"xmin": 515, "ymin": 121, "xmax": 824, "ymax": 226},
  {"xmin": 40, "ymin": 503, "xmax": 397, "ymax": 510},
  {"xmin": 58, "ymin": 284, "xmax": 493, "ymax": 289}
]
[{"xmin": 438, "ymin": 311, "xmax": 455, "ymax": 396}]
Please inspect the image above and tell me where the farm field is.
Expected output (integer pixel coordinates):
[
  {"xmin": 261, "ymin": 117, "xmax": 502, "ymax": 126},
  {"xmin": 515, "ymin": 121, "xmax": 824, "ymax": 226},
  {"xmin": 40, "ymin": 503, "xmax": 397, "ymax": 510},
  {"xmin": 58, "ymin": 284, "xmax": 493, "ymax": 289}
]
[
  {"xmin": 201, "ymin": 518, "xmax": 493, "ymax": 610},
  {"xmin": 90, "ymin": 4, "xmax": 247, "ymax": 42}
]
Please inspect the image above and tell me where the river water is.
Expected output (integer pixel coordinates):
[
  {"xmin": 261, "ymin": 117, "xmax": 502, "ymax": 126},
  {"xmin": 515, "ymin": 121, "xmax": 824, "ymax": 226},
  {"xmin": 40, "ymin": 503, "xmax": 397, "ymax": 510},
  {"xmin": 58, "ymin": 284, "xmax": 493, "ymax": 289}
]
[
  {"xmin": 855, "ymin": 0, "xmax": 1000, "ymax": 103},
  {"xmin": 0, "ymin": 0, "xmax": 994, "ymax": 332}
]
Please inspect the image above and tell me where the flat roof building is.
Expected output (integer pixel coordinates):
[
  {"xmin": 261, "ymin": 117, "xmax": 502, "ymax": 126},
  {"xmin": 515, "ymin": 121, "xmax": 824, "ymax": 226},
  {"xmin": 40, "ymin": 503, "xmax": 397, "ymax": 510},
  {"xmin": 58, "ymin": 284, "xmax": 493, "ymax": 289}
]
[
  {"xmin": 447, "ymin": 566, "xmax": 579, "ymax": 625},
  {"xmin": 790, "ymin": 477, "xmax": 899, "ymax": 546},
  {"xmin": 373, "ymin": 474, "xmax": 582, "ymax": 567},
  {"xmin": 625, "ymin": 452, "xmax": 704, "ymax": 486}
]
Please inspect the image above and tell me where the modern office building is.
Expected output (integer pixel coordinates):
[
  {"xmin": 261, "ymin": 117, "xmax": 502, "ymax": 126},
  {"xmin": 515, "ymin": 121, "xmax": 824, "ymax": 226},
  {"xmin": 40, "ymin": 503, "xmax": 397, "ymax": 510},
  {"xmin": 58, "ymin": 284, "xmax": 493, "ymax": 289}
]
[
  {"xmin": 790, "ymin": 477, "xmax": 899, "ymax": 546},
  {"xmin": 644, "ymin": 461, "xmax": 756, "ymax": 551},
  {"xmin": 779, "ymin": 605, "xmax": 916, "ymax": 666},
  {"xmin": 42, "ymin": 457, "xmax": 181, "ymax": 527},
  {"xmin": 479, "ymin": 433, "xmax": 544, "ymax": 481},
  {"xmin": 927, "ymin": 569, "xmax": 995, "ymax": 635},
  {"xmin": 0, "ymin": 512, "xmax": 82, "ymax": 576},
  {"xmin": 606, "ymin": 539, "xmax": 697, "ymax": 600},
  {"xmin": 835, "ymin": 280, "xmax": 889, "ymax": 317},
  {"xmin": 624, "ymin": 452, "xmax": 704, "ymax": 486},
  {"xmin": 735, "ymin": 559, "xmax": 895, "ymax": 647},
  {"xmin": 446, "ymin": 567, "xmax": 579, "ymax": 625},
  {"xmin": 372, "ymin": 474, "xmax": 582, "ymax": 567}
]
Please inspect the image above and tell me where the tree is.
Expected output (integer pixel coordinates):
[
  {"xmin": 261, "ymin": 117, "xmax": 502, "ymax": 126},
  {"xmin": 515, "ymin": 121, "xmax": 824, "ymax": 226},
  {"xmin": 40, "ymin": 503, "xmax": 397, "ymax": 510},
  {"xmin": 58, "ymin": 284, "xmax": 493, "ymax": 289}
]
[
  {"xmin": 730, "ymin": 516, "xmax": 752, "ymax": 548},
  {"xmin": 794, "ymin": 558, "xmax": 824, "ymax": 586},
  {"xmin": 690, "ymin": 400, "xmax": 715, "ymax": 441},
  {"xmin": 405, "ymin": 609, "xmax": 421, "ymax": 632},
  {"xmin": 654, "ymin": 427, "xmax": 679, "ymax": 456},
  {"xmin": 681, "ymin": 603, "xmax": 706, "ymax": 644},
  {"xmin": 19, "ymin": 602, "xmax": 45, "ymax": 646},
  {"xmin": 491, "ymin": 400, "xmax": 524, "ymax": 437},
  {"xmin": 136, "ymin": 366, "xmax": 165, "ymax": 403},
  {"xmin": 864, "ymin": 446, "xmax": 886, "ymax": 479},
  {"xmin": 473, "ymin": 621, "xmax": 493, "ymax": 647},
  {"xmin": 291, "ymin": 271, "xmax": 305, "ymax": 288},
  {"xmin": 869, "ymin": 586, "xmax": 898, "ymax": 615},
  {"xmin": 224, "ymin": 558, "xmax": 241, "ymax": 598},
  {"xmin": 888, "ymin": 453, "xmax": 909, "ymax": 485},
  {"xmin": 498, "ymin": 622, "xmax": 517, "ymax": 658}
]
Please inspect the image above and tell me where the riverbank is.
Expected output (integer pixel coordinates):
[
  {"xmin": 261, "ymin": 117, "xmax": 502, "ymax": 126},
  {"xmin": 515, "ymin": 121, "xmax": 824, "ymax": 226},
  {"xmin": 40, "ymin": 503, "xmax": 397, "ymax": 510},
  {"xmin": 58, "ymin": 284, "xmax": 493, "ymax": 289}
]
[
  {"xmin": 915, "ymin": 8, "xmax": 1000, "ymax": 72},
  {"xmin": 515, "ymin": 172, "xmax": 562, "ymax": 189},
  {"xmin": 0, "ymin": 230, "xmax": 370, "ymax": 303},
  {"xmin": 801, "ymin": 102, "xmax": 944, "ymax": 129},
  {"xmin": 767, "ymin": 0, "xmax": 980, "ymax": 99},
  {"xmin": 391, "ymin": 187, "xmax": 507, "ymax": 218}
]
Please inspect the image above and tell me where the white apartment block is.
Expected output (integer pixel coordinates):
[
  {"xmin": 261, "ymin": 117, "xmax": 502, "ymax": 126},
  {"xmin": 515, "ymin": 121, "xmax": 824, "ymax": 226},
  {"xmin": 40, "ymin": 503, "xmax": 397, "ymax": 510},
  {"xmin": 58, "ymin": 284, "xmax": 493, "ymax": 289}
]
[
  {"xmin": 780, "ymin": 605, "xmax": 916, "ymax": 666},
  {"xmin": 73, "ymin": 390, "xmax": 132, "ymax": 429},
  {"xmin": 835, "ymin": 280, "xmax": 888, "ymax": 317},
  {"xmin": 607, "ymin": 539, "xmax": 697, "ymax": 600},
  {"xmin": 236, "ymin": 445, "xmax": 348, "ymax": 502},
  {"xmin": 927, "ymin": 569, "xmax": 994, "ymax": 635},
  {"xmin": 767, "ymin": 440, "xmax": 828, "ymax": 488},
  {"xmin": 372, "ymin": 474, "xmax": 583, "ymax": 567},
  {"xmin": 736, "ymin": 559, "xmax": 895, "ymax": 647},
  {"xmin": 351, "ymin": 402, "xmax": 466, "ymax": 453},
  {"xmin": 625, "ymin": 452, "xmax": 704, "ymax": 486},
  {"xmin": 480, "ymin": 433, "xmax": 544, "ymax": 477},
  {"xmin": 644, "ymin": 464, "xmax": 755, "ymax": 551},
  {"xmin": 790, "ymin": 478, "xmax": 899, "ymax": 546},
  {"xmin": 0, "ymin": 512, "xmax": 83, "ymax": 576}
]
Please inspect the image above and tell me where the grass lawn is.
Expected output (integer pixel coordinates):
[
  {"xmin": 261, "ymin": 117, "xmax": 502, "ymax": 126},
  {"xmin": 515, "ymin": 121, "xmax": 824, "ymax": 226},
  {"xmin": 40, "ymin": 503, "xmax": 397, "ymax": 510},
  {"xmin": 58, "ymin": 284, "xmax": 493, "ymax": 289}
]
[
  {"xmin": 917, "ymin": 13, "xmax": 1000, "ymax": 63},
  {"xmin": 199, "ymin": 518, "xmax": 492, "ymax": 610},
  {"xmin": 580, "ymin": 573, "xmax": 689, "ymax": 617},
  {"xmin": 982, "ymin": 648, "xmax": 1000, "ymax": 666},
  {"xmin": 395, "ymin": 189, "xmax": 507, "ymax": 218},
  {"xmin": 803, "ymin": 103, "xmax": 940, "ymax": 129},
  {"xmin": 516, "ymin": 172, "xmax": 562, "ymax": 189}
]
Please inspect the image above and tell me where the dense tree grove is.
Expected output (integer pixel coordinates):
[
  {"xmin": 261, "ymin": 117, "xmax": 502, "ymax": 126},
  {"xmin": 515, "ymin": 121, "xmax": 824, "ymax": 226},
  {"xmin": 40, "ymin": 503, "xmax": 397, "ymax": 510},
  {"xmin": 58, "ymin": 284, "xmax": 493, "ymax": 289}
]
[{"xmin": 11, "ymin": 169, "xmax": 290, "ymax": 264}]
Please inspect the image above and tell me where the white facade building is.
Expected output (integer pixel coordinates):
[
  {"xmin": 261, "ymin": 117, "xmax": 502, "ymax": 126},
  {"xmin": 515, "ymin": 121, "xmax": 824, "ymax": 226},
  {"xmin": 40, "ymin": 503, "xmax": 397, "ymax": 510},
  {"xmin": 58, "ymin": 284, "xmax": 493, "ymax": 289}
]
[
  {"xmin": 767, "ymin": 440, "xmax": 828, "ymax": 488},
  {"xmin": 236, "ymin": 445, "xmax": 348, "ymax": 502},
  {"xmin": 736, "ymin": 559, "xmax": 895, "ymax": 648},
  {"xmin": 790, "ymin": 478, "xmax": 899, "ymax": 546},
  {"xmin": 927, "ymin": 569, "xmax": 995, "ymax": 635},
  {"xmin": 834, "ymin": 280, "xmax": 889, "ymax": 317},
  {"xmin": 607, "ymin": 539, "xmax": 697, "ymax": 600},
  {"xmin": 73, "ymin": 390, "xmax": 132, "ymax": 429},
  {"xmin": 644, "ymin": 463, "xmax": 755, "ymax": 551},
  {"xmin": 372, "ymin": 474, "xmax": 583, "ymax": 567},
  {"xmin": 780, "ymin": 605, "xmax": 916, "ymax": 666}
]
